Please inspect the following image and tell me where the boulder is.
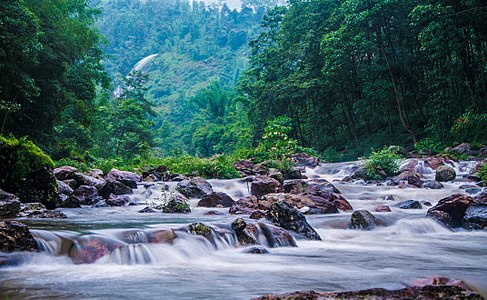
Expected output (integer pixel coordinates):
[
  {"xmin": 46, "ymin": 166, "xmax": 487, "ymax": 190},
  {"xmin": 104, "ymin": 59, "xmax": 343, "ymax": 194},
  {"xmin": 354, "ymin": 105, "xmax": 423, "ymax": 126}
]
[
  {"xmin": 187, "ymin": 223, "xmax": 212, "ymax": 240},
  {"xmin": 396, "ymin": 200, "xmax": 423, "ymax": 209},
  {"xmin": 91, "ymin": 198, "xmax": 108, "ymax": 208},
  {"xmin": 232, "ymin": 218, "xmax": 259, "ymax": 246},
  {"xmin": 86, "ymin": 169, "xmax": 104, "ymax": 179},
  {"xmin": 70, "ymin": 235, "xmax": 123, "ymax": 264},
  {"xmin": 71, "ymin": 185, "xmax": 99, "ymax": 205},
  {"xmin": 283, "ymin": 180, "xmax": 308, "ymax": 194},
  {"xmin": 63, "ymin": 179, "xmax": 78, "ymax": 190},
  {"xmin": 147, "ymin": 229, "xmax": 176, "ymax": 244},
  {"xmin": 435, "ymin": 165, "xmax": 456, "ymax": 182},
  {"xmin": 475, "ymin": 190, "xmax": 487, "ymax": 203},
  {"xmin": 0, "ymin": 190, "xmax": 21, "ymax": 218},
  {"xmin": 106, "ymin": 169, "xmax": 141, "ymax": 188},
  {"xmin": 462, "ymin": 204, "xmax": 487, "ymax": 230},
  {"xmin": 57, "ymin": 180, "xmax": 74, "ymax": 196},
  {"xmin": 233, "ymin": 160, "xmax": 255, "ymax": 176},
  {"xmin": 284, "ymin": 167, "xmax": 305, "ymax": 180},
  {"xmin": 427, "ymin": 194, "xmax": 476, "ymax": 227},
  {"xmin": 18, "ymin": 168, "xmax": 60, "ymax": 209},
  {"xmin": 19, "ymin": 202, "xmax": 67, "ymax": 219},
  {"xmin": 452, "ymin": 143, "xmax": 471, "ymax": 154},
  {"xmin": 197, "ymin": 192, "xmax": 235, "ymax": 208},
  {"xmin": 351, "ymin": 210, "xmax": 382, "ymax": 230},
  {"xmin": 229, "ymin": 196, "xmax": 262, "ymax": 215},
  {"xmin": 258, "ymin": 223, "xmax": 296, "ymax": 247},
  {"xmin": 71, "ymin": 173, "xmax": 106, "ymax": 190},
  {"xmin": 394, "ymin": 171, "xmax": 423, "ymax": 188},
  {"xmin": 291, "ymin": 152, "xmax": 320, "ymax": 168},
  {"xmin": 106, "ymin": 194, "xmax": 131, "ymax": 207},
  {"xmin": 176, "ymin": 177, "xmax": 213, "ymax": 198},
  {"xmin": 61, "ymin": 195, "xmax": 82, "ymax": 208},
  {"xmin": 53, "ymin": 166, "xmax": 78, "ymax": 180},
  {"xmin": 0, "ymin": 221, "xmax": 38, "ymax": 252},
  {"xmin": 251, "ymin": 175, "xmax": 282, "ymax": 197},
  {"xmin": 424, "ymin": 157, "xmax": 445, "ymax": 170},
  {"xmin": 423, "ymin": 180, "xmax": 444, "ymax": 189},
  {"xmin": 399, "ymin": 159, "xmax": 418, "ymax": 173},
  {"xmin": 267, "ymin": 201, "xmax": 321, "ymax": 240}
]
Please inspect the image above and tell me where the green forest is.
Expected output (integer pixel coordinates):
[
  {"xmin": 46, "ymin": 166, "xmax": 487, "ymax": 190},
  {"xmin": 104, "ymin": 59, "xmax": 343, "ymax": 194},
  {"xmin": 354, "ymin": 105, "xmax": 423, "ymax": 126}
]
[{"xmin": 1, "ymin": 0, "xmax": 486, "ymax": 172}]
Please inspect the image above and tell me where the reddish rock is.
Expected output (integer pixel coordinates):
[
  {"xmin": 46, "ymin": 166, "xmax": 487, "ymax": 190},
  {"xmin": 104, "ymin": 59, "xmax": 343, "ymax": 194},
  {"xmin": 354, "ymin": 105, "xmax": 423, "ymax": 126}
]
[
  {"xmin": 249, "ymin": 210, "xmax": 266, "ymax": 220},
  {"xmin": 400, "ymin": 159, "xmax": 419, "ymax": 172},
  {"xmin": 411, "ymin": 276, "xmax": 470, "ymax": 289},
  {"xmin": 251, "ymin": 175, "xmax": 283, "ymax": 197},
  {"xmin": 233, "ymin": 160, "xmax": 255, "ymax": 176},
  {"xmin": 375, "ymin": 205, "xmax": 391, "ymax": 212},
  {"xmin": 147, "ymin": 229, "xmax": 176, "ymax": 244},
  {"xmin": 427, "ymin": 193, "xmax": 476, "ymax": 227},
  {"xmin": 70, "ymin": 235, "xmax": 123, "ymax": 264},
  {"xmin": 291, "ymin": 153, "xmax": 320, "ymax": 168},
  {"xmin": 424, "ymin": 157, "xmax": 444, "ymax": 170}
]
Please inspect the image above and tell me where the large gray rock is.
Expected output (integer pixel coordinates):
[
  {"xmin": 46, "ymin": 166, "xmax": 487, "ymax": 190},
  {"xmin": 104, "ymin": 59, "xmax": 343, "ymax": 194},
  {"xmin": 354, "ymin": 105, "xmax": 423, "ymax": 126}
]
[
  {"xmin": 176, "ymin": 177, "xmax": 213, "ymax": 198},
  {"xmin": 251, "ymin": 175, "xmax": 282, "ymax": 197},
  {"xmin": 71, "ymin": 185, "xmax": 99, "ymax": 205},
  {"xmin": 106, "ymin": 169, "xmax": 141, "ymax": 188},
  {"xmin": 53, "ymin": 166, "xmax": 78, "ymax": 181},
  {"xmin": 435, "ymin": 165, "xmax": 456, "ymax": 182},
  {"xmin": 71, "ymin": 173, "xmax": 106, "ymax": 190},
  {"xmin": 0, "ymin": 190, "xmax": 21, "ymax": 218},
  {"xmin": 0, "ymin": 221, "xmax": 38, "ymax": 253}
]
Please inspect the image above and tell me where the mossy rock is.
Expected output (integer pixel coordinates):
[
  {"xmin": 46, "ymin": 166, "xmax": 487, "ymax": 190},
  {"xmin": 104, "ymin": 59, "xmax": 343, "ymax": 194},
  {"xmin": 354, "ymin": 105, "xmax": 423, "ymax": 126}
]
[
  {"xmin": 0, "ymin": 135, "xmax": 54, "ymax": 192},
  {"xmin": 188, "ymin": 223, "xmax": 212, "ymax": 239}
]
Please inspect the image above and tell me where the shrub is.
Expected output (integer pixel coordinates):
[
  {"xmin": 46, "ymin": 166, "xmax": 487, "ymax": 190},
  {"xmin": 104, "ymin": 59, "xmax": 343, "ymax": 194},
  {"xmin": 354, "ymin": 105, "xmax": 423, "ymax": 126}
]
[
  {"xmin": 253, "ymin": 116, "xmax": 299, "ymax": 161},
  {"xmin": 478, "ymin": 164, "xmax": 487, "ymax": 183},
  {"xmin": 0, "ymin": 135, "xmax": 54, "ymax": 191},
  {"xmin": 414, "ymin": 138, "xmax": 444, "ymax": 153},
  {"xmin": 363, "ymin": 147, "xmax": 403, "ymax": 180}
]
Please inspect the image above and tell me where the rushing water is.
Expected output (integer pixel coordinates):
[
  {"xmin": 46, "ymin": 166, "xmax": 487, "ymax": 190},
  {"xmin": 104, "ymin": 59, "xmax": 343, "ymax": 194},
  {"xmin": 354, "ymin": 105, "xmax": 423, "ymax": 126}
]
[{"xmin": 1, "ymin": 161, "xmax": 487, "ymax": 299}]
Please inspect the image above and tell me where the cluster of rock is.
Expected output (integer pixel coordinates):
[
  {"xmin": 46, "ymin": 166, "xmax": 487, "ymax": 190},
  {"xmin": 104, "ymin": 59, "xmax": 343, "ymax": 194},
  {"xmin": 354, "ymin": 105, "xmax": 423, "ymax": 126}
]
[
  {"xmin": 254, "ymin": 277, "xmax": 483, "ymax": 300},
  {"xmin": 427, "ymin": 192, "xmax": 487, "ymax": 230}
]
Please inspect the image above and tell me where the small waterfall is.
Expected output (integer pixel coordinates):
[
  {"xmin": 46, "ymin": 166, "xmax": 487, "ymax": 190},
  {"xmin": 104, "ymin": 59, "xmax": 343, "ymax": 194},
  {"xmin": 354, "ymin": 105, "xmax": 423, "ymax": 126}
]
[
  {"xmin": 30, "ymin": 221, "xmax": 297, "ymax": 265},
  {"xmin": 415, "ymin": 161, "xmax": 434, "ymax": 175}
]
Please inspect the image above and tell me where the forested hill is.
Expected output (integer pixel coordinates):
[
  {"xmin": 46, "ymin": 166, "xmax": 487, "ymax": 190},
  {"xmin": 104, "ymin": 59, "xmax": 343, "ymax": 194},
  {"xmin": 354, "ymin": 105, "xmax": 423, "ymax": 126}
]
[
  {"xmin": 96, "ymin": 0, "xmax": 282, "ymax": 155},
  {"xmin": 241, "ymin": 0, "xmax": 487, "ymax": 159}
]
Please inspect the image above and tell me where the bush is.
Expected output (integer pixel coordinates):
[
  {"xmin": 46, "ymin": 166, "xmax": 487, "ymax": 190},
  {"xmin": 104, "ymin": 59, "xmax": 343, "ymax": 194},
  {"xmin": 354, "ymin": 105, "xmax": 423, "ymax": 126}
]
[
  {"xmin": 362, "ymin": 147, "xmax": 403, "ymax": 180},
  {"xmin": 253, "ymin": 116, "xmax": 299, "ymax": 161},
  {"xmin": 478, "ymin": 164, "xmax": 487, "ymax": 183},
  {"xmin": 0, "ymin": 134, "xmax": 54, "ymax": 191},
  {"xmin": 414, "ymin": 138, "xmax": 444, "ymax": 153}
]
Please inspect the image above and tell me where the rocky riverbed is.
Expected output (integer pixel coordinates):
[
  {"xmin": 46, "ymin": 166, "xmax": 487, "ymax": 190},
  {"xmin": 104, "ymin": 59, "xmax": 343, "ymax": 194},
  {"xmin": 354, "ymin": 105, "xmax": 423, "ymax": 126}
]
[{"xmin": 0, "ymin": 155, "xmax": 486, "ymax": 299}]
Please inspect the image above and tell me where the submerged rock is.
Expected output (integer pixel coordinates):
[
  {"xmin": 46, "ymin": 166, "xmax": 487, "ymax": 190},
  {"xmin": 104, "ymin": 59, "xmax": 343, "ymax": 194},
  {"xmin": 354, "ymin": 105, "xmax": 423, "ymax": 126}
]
[
  {"xmin": 267, "ymin": 201, "xmax": 321, "ymax": 240},
  {"xmin": 396, "ymin": 200, "xmax": 423, "ymax": 209},
  {"xmin": 243, "ymin": 246, "xmax": 269, "ymax": 254},
  {"xmin": 375, "ymin": 205, "xmax": 391, "ymax": 212},
  {"xmin": 70, "ymin": 235, "xmax": 123, "ymax": 264},
  {"xmin": 0, "ymin": 221, "xmax": 38, "ymax": 253},
  {"xmin": 351, "ymin": 210, "xmax": 382, "ymax": 230},
  {"xmin": 462, "ymin": 204, "xmax": 487, "ymax": 230}
]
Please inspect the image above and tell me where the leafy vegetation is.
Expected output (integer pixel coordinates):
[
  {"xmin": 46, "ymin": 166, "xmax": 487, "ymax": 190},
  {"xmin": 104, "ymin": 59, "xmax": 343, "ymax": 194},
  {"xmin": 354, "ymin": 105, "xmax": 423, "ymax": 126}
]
[
  {"xmin": 0, "ymin": 135, "xmax": 54, "ymax": 191},
  {"xmin": 363, "ymin": 147, "xmax": 403, "ymax": 180},
  {"xmin": 478, "ymin": 164, "xmax": 487, "ymax": 183}
]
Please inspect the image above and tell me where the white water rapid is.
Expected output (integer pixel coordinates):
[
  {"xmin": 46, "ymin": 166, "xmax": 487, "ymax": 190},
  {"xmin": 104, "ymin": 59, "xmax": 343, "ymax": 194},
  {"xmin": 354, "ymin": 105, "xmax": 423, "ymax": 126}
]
[{"xmin": 0, "ymin": 160, "xmax": 486, "ymax": 299}]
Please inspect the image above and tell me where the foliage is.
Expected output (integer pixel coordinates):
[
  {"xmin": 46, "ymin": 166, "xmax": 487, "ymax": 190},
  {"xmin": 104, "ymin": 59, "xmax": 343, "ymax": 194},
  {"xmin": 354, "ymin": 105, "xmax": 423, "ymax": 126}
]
[
  {"xmin": 362, "ymin": 147, "xmax": 403, "ymax": 180},
  {"xmin": 478, "ymin": 164, "xmax": 487, "ymax": 183},
  {"xmin": 241, "ymin": 0, "xmax": 487, "ymax": 158},
  {"xmin": 0, "ymin": 134, "xmax": 54, "ymax": 192},
  {"xmin": 414, "ymin": 138, "xmax": 445, "ymax": 154},
  {"xmin": 450, "ymin": 110, "xmax": 487, "ymax": 145},
  {"xmin": 253, "ymin": 116, "xmax": 299, "ymax": 161}
]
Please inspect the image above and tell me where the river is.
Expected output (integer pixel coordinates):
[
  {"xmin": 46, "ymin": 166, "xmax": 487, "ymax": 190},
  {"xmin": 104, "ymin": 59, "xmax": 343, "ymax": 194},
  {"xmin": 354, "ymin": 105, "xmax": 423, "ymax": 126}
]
[{"xmin": 1, "ymin": 160, "xmax": 486, "ymax": 299}]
